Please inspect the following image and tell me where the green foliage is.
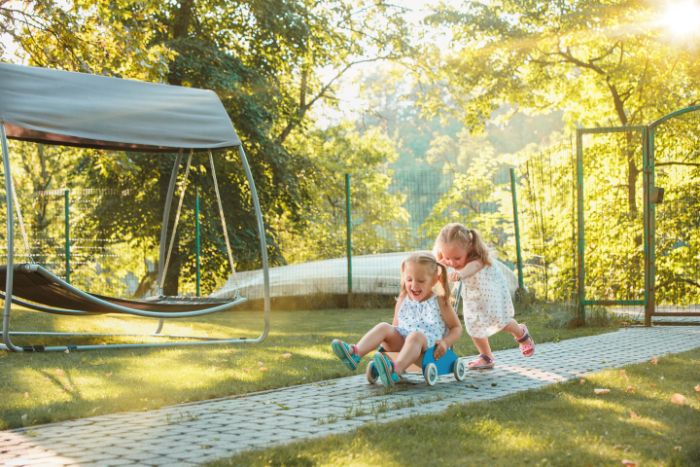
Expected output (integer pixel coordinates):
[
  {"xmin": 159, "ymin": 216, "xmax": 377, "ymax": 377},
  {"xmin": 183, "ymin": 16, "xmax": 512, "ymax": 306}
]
[
  {"xmin": 277, "ymin": 122, "xmax": 410, "ymax": 262},
  {"xmin": 1, "ymin": 0, "xmax": 412, "ymax": 295}
]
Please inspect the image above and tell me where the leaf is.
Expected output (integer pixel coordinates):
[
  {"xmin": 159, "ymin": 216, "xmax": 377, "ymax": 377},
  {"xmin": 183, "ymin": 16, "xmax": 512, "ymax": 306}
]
[
  {"xmin": 594, "ymin": 388, "xmax": 610, "ymax": 395},
  {"xmin": 694, "ymin": 384, "xmax": 700, "ymax": 393},
  {"xmin": 628, "ymin": 410, "xmax": 640, "ymax": 419},
  {"xmin": 281, "ymin": 352, "xmax": 293, "ymax": 359},
  {"xmin": 671, "ymin": 393, "xmax": 687, "ymax": 405},
  {"xmin": 579, "ymin": 378, "xmax": 586, "ymax": 385},
  {"xmin": 625, "ymin": 385, "xmax": 636, "ymax": 393},
  {"xmin": 621, "ymin": 460, "xmax": 637, "ymax": 466},
  {"xmin": 650, "ymin": 356, "xmax": 658, "ymax": 365},
  {"xmin": 259, "ymin": 367, "xmax": 268, "ymax": 372}
]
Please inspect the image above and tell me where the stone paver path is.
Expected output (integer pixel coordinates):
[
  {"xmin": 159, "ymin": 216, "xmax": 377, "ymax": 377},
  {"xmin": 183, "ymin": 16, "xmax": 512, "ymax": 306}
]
[{"xmin": 2, "ymin": 326, "xmax": 700, "ymax": 466}]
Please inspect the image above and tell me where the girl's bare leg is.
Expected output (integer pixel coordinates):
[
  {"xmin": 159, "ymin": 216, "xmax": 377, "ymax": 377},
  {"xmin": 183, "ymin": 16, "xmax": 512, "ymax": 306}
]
[
  {"xmin": 355, "ymin": 322, "xmax": 404, "ymax": 357},
  {"xmin": 472, "ymin": 335, "xmax": 494, "ymax": 360},
  {"xmin": 501, "ymin": 319, "xmax": 526, "ymax": 339},
  {"xmin": 394, "ymin": 331, "xmax": 427, "ymax": 373}
]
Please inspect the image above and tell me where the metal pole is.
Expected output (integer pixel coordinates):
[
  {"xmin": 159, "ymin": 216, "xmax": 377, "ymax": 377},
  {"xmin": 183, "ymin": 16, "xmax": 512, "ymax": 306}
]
[
  {"xmin": 643, "ymin": 127, "xmax": 654, "ymax": 327},
  {"xmin": 345, "ymin": 174, "xmax": 352, "ymax": 298},
  {"xmin": 575, "ymin": 129, "xmax": 586, "ymax": 323},
  {"xmin": 195, "ymin": 188, "xmax": 201, "ymax": 297},
  {"xmin": 237, "ymin": 146, "xmax": 270, "ymax": 340},
  {"xmin": 157, "ymin": 150, "xmax": 183, "ymax": 294},
  {"xmin": 1, "ymin": 123, "xmax": 22, "ymax": 351},
  {"xmin": 509, "ymin": 168, "xmax": 524, "ymax": 291},
  {"xmin": 64, "ymin": 189, "xmax": 70, "ymax": 283}
]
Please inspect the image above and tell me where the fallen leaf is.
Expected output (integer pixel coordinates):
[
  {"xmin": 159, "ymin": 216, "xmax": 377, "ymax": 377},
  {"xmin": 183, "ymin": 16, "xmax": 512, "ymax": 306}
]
[
  {"xmin": 579, "ymin": 379, "xmax": 586, "ymax": 385},
  {"xmin": 671, "ymin": 393, "xmax": 687, "ymax": 405},
  {"xmin": 105, "ymin": 372, "xmax": 113, "ymax": 378},
  {"xmin": 259, "ymin": 367, "xmax": 268, "ymax": 372},
  {"xmin": 55, "ymin": 368, "xmax": 65, "ymax": 377},
  {"xmin": 625, "ymin": 385, "xmax": 636, "ymax": 393},
  {"xmin": 674, "ymin": 446, "xmax": 683, "ymax": 452},
  {"xmin": 594, "ymin": 388, "xmax": 611, "ymax": 395},
  {"xmin": 629, "ymin": 410, "xmax": 640, "ymax": 420},
  {"xmin": 23, "ymin": 392, "xmax": 29, "ymax": 399},
  {"xmin": 257, "ymin": 361, "xmax": 265, "ymax": 367},
  {"xmin": 281, "ymin": 352, "xmax": 292, "ymax": 359},
  {"xmin": 694, "ymin": 384, "xmax": 700, "ymax": 393},
  {"xmin": 650, "ymin": 356, "xmax": 658, "ymax": 365},
  {"xmin": 64, "ymin": 348, "xmax": 70, "ymax": 354},
  {"xmin": 621, "ymin": 459, "xmax": 637, "ymax": 467}
]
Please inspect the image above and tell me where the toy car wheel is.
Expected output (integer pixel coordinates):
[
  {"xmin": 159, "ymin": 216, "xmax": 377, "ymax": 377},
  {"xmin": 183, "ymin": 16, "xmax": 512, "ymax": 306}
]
[
  {"xmin": 366, "ymin": 361, "xmax": 378, "ymax": 384},
  {"xmin": 453, "ymin": 358, "xmax": 467, "ymax": 381},
  {"xmin": 424, "ymin": 362, "xmax": 438, "ymax": 386}
]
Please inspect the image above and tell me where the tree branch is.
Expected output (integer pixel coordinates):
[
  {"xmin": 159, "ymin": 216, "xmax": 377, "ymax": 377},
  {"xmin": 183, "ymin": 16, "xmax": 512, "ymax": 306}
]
[{"xmin": 275, "ymin": 54, "xmax": 398, "ymax": 144}]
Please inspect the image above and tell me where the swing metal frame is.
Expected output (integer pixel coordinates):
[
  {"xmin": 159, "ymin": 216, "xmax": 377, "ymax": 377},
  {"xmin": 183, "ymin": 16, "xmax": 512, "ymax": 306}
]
[{"xmin": 0, "ymin": 64, "xmax": 270, "ymax": 352}]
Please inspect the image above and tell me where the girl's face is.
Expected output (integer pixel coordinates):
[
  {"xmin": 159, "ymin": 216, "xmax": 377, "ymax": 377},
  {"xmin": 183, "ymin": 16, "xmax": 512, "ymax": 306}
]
[
  {"xmin": 403, "ymin": 262, "xmax": 438, "ymax": 302},
  {"xmin": 439, "ymin": 242, "xmax": 469, "ymax": 270}
]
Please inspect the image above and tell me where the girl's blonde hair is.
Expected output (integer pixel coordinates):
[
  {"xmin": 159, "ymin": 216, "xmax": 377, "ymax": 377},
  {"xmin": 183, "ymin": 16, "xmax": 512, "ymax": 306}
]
[
  {"xmin": 398, "ymin": 251, "xmax": 451, "ymax": 305},
  {"xmin": 434, "ymin": 223, "xmax": 492, "ymax": 267}
]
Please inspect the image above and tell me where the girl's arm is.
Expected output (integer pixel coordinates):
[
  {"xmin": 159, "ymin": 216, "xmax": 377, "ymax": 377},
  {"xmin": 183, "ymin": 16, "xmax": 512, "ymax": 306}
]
[
  {"xmin": 433, "ymin": 296, "xmax": 462, "ymax": 359},
  {"xmin": 392, "ymin": 296, "xmax": 405, "ymax": 326},
  {"xmin": 457, "ymin": 259, "xmax": 484, "ymax": 279}
]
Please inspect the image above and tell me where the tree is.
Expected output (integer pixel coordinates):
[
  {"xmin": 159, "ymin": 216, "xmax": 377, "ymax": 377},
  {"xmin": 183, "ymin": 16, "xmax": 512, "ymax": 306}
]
[
  {"xmin": 2, "ymin": 0, "xmax": 411, "ymax": 295},
  {"xmin": 276, "ymin": 121, "xmax": 410, "ymax": 262}
]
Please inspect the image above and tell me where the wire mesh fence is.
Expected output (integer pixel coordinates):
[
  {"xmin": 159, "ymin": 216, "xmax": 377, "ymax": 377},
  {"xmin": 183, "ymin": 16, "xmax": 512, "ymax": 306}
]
[{"xmin": 0, "ymin": 123, "xmax": 696, "ymax": 316}]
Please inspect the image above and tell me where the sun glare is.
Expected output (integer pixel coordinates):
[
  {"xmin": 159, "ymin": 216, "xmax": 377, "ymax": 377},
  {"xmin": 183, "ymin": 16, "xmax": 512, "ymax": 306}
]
[{"xmin": 662, "ymin": 0, "xmax": 700, "ymax": 38}]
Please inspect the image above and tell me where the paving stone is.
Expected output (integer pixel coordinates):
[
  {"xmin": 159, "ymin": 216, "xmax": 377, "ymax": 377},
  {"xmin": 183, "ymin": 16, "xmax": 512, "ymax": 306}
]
[{"xmin": 2, "ymin": 327, "xmax": 699, "ymax": 466}]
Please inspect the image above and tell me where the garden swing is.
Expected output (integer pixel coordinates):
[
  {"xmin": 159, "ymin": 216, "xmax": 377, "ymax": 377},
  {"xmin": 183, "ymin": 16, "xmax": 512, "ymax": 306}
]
[{"xmin": 0, "ymin": 62, "xmax": 270, "ymax": 352}]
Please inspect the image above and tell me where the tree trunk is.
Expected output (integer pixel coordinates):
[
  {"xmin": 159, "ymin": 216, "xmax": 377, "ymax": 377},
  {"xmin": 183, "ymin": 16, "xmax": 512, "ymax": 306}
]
[{"xmin": 159, "ymin": 0, "xmax": 195, "ymax": 295}]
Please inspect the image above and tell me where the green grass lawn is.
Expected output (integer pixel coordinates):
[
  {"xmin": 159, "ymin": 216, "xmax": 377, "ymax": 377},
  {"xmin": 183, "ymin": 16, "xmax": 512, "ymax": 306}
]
[
  {"xmin": 0, "ymin": 302, "xmax": 616, "ymax": 430},
  {"xmin": 211, "ymin": 348, "xmax": 700, "ymax": 467}
]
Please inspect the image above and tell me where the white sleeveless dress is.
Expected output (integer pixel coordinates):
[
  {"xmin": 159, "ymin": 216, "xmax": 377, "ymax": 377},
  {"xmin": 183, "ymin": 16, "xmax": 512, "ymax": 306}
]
[
  {"xmin": 395, "ymin": 295, "xmax": 446, "ymax": 348},
  {"xmin": 460, "ymin": 264, "xmax": 514, "ymax": 338}
]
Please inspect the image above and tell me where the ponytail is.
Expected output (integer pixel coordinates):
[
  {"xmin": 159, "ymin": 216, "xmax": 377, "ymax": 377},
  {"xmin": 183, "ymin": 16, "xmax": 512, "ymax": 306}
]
[
  {"xmin": 436, "ymin": 262, "xmax": 453, "ymax": 307},
  {"xmin": 435, "ymin": 223, "xmax": 491, "ymax": 267}
]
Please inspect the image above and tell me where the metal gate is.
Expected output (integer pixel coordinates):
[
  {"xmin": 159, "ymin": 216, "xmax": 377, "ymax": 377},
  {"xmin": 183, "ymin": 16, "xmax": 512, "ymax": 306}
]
[{"xmin": 577, "ymin": 105, "xmax": 700, "ymax": 325}]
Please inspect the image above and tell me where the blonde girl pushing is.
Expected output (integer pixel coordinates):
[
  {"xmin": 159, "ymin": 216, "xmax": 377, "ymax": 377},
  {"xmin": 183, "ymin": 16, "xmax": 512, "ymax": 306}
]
[
  {"xmin": 434, "ymin": 223, "xmax": 534, "ymax": 369},
  {"xmin": 331, "ymin": 251, "xmax": 462, "ymax": 387}
]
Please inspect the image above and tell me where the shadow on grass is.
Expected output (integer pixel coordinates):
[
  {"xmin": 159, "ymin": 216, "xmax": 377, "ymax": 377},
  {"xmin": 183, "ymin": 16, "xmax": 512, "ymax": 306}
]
[{"xmin": 0, "ymin": 302, "xmax": 620, "ymax": 431}]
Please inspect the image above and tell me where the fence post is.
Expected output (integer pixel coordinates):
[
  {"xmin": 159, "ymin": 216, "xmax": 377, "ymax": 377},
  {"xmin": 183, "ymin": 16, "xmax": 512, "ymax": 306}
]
[
  {"xmin": 195, "ymin": 188, "xmax": 201, "ymax": 297},
  {"xmin": 345, "ymin": 174, "xmax": 352, "ymax": 305},
  {"xmin": 575, "ymin": 129, "xmax": 586, "ymax": 323},
  {"xmin": 64, "ymin": 189, "xmax": 70, "ymax": 284},
  {"xmin": 509, "ymin": 169, "xmax": 524, "ymax": 292}
]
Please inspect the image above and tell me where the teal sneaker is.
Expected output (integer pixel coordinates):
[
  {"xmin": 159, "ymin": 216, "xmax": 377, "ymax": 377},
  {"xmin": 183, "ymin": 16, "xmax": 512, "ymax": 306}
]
[
  {"xmin": 373, "ymin": 352, "xmax": 400, "ymax": 387},
  {"xmin": 331, "ymin": 339, "xmax": 361, "ymax": 370}
]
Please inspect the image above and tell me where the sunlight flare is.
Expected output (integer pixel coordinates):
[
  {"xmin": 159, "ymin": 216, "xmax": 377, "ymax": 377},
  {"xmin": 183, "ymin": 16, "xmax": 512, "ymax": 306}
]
[{"xmin": 661, "ymin": 0, "xmax": 700, "ymax": 38}]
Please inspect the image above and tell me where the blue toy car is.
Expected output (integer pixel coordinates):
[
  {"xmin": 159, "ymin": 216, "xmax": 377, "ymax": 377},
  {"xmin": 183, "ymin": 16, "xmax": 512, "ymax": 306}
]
[{"xmin": 366, "ymin": 345, "xmax": 466, "ymax": 386}]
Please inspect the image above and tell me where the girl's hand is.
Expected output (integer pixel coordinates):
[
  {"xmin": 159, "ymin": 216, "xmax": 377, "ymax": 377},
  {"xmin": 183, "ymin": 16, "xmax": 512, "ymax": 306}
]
[
  {"xmin": 448, "ymin": 271, "xmax": 461, "ymax": 282},
  {"xmin": 433, "ymin": 340, "xmax": 448, "ymax": 359}
]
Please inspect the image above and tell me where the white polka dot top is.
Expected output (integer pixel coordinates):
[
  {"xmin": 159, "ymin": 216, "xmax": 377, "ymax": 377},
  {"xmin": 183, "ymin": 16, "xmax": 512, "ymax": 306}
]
[{"xmin": 395, "ymin": 295, "xmax": 447, "ymax": 348}]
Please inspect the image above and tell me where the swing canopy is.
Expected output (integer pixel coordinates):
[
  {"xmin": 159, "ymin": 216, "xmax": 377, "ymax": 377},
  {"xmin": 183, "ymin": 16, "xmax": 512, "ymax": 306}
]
[{"xmin": 0, "ymin": 62, "xmax": 241, "ymax": 152}]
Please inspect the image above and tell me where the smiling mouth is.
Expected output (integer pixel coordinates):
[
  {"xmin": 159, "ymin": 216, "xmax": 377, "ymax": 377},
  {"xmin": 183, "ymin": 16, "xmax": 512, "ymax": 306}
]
[{"xmin": 410, "ymin": 289, "xmax": 422, "ymax": 297}]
